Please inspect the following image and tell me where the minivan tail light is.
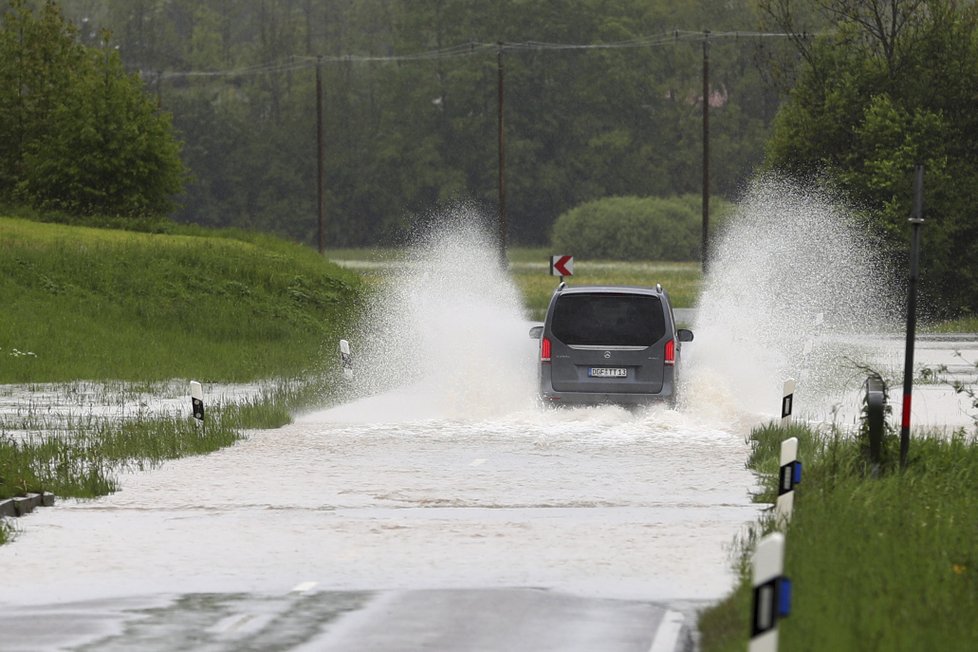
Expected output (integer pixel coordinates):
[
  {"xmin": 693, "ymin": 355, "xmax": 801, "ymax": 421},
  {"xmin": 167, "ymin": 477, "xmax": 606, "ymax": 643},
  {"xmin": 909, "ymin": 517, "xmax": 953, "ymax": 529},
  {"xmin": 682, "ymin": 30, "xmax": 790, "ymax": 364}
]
[
  {"xmin": 664, "ymin": 339, "xmax": 676, "ymax": 366},
  {"xmin": 541, "ymin": 337, "xmax": 552, "ymax": 362}
]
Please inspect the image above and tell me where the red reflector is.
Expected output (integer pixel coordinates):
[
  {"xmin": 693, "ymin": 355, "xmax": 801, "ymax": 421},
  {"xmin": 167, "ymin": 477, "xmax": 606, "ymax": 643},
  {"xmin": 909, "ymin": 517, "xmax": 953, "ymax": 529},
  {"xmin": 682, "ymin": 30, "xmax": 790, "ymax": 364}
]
[
  {"xmin": 541, "ymin": 337, "xmax": 552, "ymax": 362},
  {"xmin": 664, "ymin": 339, "xmax": 676, "ymax": 366}
]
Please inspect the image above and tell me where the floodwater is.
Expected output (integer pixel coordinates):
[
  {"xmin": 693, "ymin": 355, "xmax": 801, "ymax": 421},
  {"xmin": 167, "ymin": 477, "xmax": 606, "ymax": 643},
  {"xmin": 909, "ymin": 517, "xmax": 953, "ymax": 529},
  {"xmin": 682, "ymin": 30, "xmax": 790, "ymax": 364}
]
[
  {"xmin": 2, "ymin": 189, "xmax": 977, "ymax": 648},
  {"xmin": 0, "ymin": 383, "xmax": 759, "ymax": 605}
]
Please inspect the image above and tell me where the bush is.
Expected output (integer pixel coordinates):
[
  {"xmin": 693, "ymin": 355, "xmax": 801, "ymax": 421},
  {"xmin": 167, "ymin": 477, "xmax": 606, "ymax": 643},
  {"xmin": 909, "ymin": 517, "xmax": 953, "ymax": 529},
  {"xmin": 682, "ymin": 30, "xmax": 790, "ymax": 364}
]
[{"xmin": 550, "ymin": 194, "xmax": 731, "ymax": 261}]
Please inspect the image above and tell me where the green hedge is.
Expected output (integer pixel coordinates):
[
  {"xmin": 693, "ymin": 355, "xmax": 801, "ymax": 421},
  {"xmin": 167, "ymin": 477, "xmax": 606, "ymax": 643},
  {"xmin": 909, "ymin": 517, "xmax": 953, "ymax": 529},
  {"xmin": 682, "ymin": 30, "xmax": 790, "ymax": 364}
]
[{"xmin": 550, "ymin": 194, "xmax": 731, "ymax": 261}]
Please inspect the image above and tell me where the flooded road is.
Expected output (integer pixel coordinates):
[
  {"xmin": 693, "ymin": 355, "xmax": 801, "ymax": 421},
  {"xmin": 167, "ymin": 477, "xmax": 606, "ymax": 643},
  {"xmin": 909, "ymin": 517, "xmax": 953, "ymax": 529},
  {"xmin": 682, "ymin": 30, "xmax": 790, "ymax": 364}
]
[
  {"xmin": 1, "ymin": 330, "xmax": 975, "ymax": 650},
  {"xmin": 0, "ymin": 372, "xmax": 762, "ymax": 650},
  {"xmin": 4, "ymin": 194, "xmax": 978, "ymax": 649},
  {"xmin": 0, "ymin": 390, "xmax": 758, "ymax": 604}
]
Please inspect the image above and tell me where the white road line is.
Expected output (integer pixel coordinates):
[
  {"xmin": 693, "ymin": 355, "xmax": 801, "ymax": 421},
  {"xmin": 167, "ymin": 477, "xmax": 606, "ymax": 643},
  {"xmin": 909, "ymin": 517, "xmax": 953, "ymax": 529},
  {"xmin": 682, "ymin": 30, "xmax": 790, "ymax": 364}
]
[
  {"xmin": 648, "ymin": 610, "xmax": 685, "ymax": 652},
  {"xmin": 209, "ymin": 614, "xmax": 253, "ymax": 634},
  {"xmin": 291, "ymin": 581, "xmax": 318, "ymax": 593},
  {"xmin": 469, "ymin": 458, "xmax": 487, "ymax": 467}
]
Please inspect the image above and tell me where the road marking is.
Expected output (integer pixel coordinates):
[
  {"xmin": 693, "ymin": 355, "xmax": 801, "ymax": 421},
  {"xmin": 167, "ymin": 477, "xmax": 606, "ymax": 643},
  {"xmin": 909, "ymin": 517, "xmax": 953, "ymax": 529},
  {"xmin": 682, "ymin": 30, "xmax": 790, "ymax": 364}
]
[
  {"xmin": 291, "ymin": 581, "xmax": 318, "ymax": 593},
  {"xmin": 648, "ymin": 610, "xmax": 685, "ymax": 652},
  {"xmin": 209, "ymin": 614, "xmax": 253, "ymax": 634},
  {"xmin": 470, "ymin": 458, "xmax": 487, "ymax": 467}
]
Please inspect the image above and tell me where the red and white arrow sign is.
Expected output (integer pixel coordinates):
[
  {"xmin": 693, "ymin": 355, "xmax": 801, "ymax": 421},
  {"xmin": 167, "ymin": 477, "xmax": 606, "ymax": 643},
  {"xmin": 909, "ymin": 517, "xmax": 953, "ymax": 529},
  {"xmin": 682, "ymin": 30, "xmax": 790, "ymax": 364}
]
[{"xmin": 550, "ymin": 255, "xmax": 574, "ymax": 277}]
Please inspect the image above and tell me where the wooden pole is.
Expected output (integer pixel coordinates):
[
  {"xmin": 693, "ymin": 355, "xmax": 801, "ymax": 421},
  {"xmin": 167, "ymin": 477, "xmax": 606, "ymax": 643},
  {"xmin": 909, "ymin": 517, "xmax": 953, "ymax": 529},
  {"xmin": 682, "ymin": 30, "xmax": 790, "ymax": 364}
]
[
  {"xmin": 497, "ymin": 44, "xmax": 507, "ymax": 266},
  {"xmin": 701, "ymin": 32, "xmax": 711, "ymax": 273},
  {"xmin": 316, "ymin": 57, "xmax": 326, "ymax": 255}
]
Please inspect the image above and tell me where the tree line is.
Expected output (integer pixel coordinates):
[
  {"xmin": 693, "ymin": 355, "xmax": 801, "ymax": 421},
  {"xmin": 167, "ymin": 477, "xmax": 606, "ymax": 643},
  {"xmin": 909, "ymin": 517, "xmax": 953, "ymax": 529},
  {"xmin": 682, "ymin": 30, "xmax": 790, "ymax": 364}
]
[
  {"xmin": 5, "ymin": 0, "xmax": 978, "ymax": 315},
  {"xmin": 49, "ymin": 0, "xmax": 786, "ymax": 247}
]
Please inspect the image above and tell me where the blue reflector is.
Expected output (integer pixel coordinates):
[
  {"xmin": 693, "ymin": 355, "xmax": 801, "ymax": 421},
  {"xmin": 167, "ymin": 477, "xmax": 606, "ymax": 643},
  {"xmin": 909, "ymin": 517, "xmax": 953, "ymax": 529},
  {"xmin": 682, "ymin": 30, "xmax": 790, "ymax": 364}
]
[
  {"xmin": 778, "ymin": 577, "xmax": 792, "ymax": 617},
  {"xmin": 793, "ymin": 461, "xmax": 802, "ymax": 485}
]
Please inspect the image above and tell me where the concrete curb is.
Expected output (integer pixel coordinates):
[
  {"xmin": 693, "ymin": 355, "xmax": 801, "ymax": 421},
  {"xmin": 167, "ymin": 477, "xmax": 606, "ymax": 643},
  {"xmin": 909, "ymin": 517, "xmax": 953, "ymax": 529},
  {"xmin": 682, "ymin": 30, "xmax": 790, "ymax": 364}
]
[{"xmin": 0, "ymin": 492, "xmax": 55, "ymax": 518}]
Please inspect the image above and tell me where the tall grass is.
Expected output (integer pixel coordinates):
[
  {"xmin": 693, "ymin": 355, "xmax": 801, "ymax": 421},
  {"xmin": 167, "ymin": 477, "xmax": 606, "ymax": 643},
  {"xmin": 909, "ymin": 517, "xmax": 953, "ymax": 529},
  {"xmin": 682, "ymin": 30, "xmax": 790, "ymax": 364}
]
[
  {"xmin": 0, "ymin": 217, "xmax": 363, "ymax": 382},
  {"xmin": 0, "ymin": 376, "xmax": 334, "ymax": 502},
  {"xmin": 699, "ymin": 423, "xmax": 978, "ymax": 651}
]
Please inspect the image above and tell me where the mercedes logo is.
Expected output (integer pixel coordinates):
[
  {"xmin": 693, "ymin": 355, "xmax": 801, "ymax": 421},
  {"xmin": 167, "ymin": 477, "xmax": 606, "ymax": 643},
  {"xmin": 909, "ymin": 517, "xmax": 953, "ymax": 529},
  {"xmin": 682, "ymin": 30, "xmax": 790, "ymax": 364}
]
[{"xmin": 603, "ymin": 351, "xmax": 611, "ymax": 359}]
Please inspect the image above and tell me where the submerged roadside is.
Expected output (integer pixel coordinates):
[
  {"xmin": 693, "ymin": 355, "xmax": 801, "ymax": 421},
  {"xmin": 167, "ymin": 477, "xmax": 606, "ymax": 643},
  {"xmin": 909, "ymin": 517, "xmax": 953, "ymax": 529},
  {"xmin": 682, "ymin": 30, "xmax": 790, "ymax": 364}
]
[{"xmin": 0, "ymin": 217, "xmax": 366, "ymax": 544}]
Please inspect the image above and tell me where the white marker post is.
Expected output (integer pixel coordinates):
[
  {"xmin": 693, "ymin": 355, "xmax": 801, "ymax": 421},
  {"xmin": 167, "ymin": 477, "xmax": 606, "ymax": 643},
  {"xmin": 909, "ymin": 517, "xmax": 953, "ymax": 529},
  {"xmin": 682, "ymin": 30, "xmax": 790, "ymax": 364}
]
[
  {"xmin": 750, "ymin": 533, "xmax": 791, "ymax": 652},
  {"xmin": 190, "ymin": 380, "xmax": 205, "ymax": 434},
  {"xmin": 781, "ymin": 378, "xmax": 796, "ymax": 426},
  {"xmin": 339, "ymin": 339, "xmax": 353, "ymax": 380},
  {"xmin": 550, "ymin": 255, "xmax": 573, "ymax": 284},
  {"xmin": 775, "ymin": 437, "xmax": 801, "ymax": 524}
]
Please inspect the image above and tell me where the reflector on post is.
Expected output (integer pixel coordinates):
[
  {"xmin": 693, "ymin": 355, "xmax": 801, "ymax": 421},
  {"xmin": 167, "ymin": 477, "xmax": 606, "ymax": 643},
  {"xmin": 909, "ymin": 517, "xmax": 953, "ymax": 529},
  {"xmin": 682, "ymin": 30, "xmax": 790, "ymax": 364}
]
[
  {"xmin": 781, "ymin": 379, "xmax": 796, "ymax": 426},
  {"xmin": 190, "ymin": 381, "xmax": 204, "ymax": 431},
  {"xmin": 339, "ymin": 339, "xmax": 353, "ymax": 380},
  {"xmin": 775, "ymin": 436, "xmax": 801, "ymax": 524},
  {"xmin": 750, "ymin": 532, "xmax": 790, "ymax": 652}
]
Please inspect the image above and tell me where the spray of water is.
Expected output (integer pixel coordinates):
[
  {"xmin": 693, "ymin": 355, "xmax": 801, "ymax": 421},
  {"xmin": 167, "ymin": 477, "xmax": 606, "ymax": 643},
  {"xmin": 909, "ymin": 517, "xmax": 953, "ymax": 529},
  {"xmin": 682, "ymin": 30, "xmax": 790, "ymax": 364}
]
[
  {"xmin": 687, "ymin": 175, "xmax": 898, "ymax": 420},
  {"xmin": 350, "ymin": 206, "xmax": 537, "ymax": 419}
]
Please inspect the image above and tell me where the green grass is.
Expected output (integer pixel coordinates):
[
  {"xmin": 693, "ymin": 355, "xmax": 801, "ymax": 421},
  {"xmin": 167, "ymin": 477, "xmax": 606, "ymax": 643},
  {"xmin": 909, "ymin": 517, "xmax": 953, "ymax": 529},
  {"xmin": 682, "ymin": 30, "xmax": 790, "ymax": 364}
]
[
  {"xmin": 0, "ymin": 216, "xmax": 363, "ymax": 539},
  {"xmin": 927, "ymin": 316, "xmax": 978, "ymax": 333},
  {"xmin": 0, "ymin": 376, "xmax": 335, "ymax": 502},
  {"xmin": 1, "ymin": 217, "xmax": 363, "ymax": 382},
  {"xmin": 699, "ymin": 423, "xmax": 978, "ymax": 651},
  {"xmin": 510, "ymin": 259, "xmax": 702, "ymax": 320},
  {"xmin": 324, "ymin": 246, "xmax": 703, "ymax": 321}
]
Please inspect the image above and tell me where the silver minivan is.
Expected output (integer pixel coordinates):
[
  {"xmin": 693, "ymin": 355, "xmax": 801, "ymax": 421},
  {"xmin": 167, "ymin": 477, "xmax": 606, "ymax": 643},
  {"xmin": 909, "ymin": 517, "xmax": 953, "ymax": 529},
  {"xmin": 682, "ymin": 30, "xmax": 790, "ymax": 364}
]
[{"xmin": 530, "ymin": 284, "xmax": 693, "ymax": 406}]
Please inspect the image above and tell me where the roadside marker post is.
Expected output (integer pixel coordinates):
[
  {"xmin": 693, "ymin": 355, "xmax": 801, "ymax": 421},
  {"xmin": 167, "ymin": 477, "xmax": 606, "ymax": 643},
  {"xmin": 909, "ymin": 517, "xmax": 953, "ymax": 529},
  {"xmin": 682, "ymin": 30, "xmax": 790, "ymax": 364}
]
[
  {"xmin": 190, "ymin": 380, "xmax": 205, "ymax": 435},
  {"xmin": 865, "ymin": 374, "xmax": 886, "ymax": 474},
  {"xmin": 775, "ymin": 437, "xmax": 801, "ymax": 524},
  {"xmin": 550, "ymin": 255, "xmax": 573, "ymax": 284},
  {"xmin": 750, "ymin": 533, "xmax": 791, "ymax": 652},
  {"xmin": 780, "ymin": 379, "xmax": 795, "ymax": 426},
  {"xmin": 339, "ymin": 339, "xmax": 353, "ymax": 380}
]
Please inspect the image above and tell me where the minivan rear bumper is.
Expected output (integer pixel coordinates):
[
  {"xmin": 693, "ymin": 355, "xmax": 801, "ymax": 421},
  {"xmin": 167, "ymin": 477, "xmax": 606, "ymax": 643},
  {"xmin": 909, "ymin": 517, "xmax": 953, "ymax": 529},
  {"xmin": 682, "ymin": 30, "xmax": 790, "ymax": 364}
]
[{"xmin": 538, "ymin": 366, "xmax": 677, "ymax": 405}]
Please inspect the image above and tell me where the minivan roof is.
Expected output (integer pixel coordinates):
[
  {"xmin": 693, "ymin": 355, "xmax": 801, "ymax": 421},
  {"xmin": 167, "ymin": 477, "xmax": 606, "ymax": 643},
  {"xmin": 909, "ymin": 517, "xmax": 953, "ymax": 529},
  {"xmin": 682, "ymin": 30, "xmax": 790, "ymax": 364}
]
[{"xmin": 555, "ymin": 284, "xmax": 664, "ymax": 296}]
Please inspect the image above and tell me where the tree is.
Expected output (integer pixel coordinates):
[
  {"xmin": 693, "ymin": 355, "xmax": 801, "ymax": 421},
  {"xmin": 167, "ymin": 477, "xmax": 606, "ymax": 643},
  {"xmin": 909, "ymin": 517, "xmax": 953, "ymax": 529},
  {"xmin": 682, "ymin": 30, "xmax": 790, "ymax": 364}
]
[
  {"xmin": 0, "ymin": 0, "xmax": 185, "ymax": 216},
  {"xmin": 51, "ymin": 0, "xmax": 784, "ymax": 247},
  {"xmin": 762, "ymin": 0, "xmax": 978, "ymax": 316}
]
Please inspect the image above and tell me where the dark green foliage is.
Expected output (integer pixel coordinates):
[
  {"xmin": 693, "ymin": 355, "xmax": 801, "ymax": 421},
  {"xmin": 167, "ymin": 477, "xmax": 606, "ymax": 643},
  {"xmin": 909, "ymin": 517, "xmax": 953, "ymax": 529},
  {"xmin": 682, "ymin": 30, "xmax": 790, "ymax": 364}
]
[
  {"xmin": 0, "ymin": 0, "xmax": 185, "ymax": 216},
  {"xmin": 550, "ymin": 194, "xmax": 732, "ymax": 261},
  {"xmin": 48, "ymin": 1, "xmax": 783, "ymax": 247},
  {"xmin": 762, "ymin": 0, "xmax": 978, "ymax": 316}
]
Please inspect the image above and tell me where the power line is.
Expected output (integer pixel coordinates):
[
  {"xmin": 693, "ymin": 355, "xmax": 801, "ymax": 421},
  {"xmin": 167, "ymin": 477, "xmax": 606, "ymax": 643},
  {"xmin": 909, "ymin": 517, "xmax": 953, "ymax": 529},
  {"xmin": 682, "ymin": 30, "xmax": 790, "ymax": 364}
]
[{"xmin": 155, "ymin": 30, "xmax": 809, "ymax": 80}]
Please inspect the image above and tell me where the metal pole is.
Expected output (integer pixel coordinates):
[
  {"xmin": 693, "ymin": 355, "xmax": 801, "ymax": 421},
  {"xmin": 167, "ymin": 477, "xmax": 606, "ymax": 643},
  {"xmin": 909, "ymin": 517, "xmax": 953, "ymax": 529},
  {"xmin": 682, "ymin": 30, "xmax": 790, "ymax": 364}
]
[
  {"xmin": 316, "ymin": 56, "xmax": 326, "ymax": 255},
  {"xmin": 900, "ymin": 165, "xmax": 924, "ymax": 467},
  {"xmin": 701, "ymin": 32, "xmax": 710, "ymax": 273},
  {"xmin": 497, "ymin": 43, "xmax": 507, "ymax": 266}
]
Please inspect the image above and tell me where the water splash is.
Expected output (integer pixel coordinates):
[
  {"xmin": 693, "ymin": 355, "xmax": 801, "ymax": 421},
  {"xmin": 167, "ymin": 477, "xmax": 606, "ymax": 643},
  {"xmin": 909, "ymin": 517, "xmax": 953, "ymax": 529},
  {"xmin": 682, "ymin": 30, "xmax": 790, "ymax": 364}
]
[
  {"xmin": 350, "ymin": 207, "xmax": 537, "ymax": 419},
  {"xmin": 687, "ymin": 176, "xmax": 898, "ymax": 419}
]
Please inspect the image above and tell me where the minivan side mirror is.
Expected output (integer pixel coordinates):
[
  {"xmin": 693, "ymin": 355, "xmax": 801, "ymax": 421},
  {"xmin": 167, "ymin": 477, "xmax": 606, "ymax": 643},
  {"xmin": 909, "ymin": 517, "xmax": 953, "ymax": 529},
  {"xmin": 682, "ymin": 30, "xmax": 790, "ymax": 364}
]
[
  {"xmin": 529, "ymin": 325, "xmax": 544, "ymax": 339},
  {"xmin": 677, "ymin": 329, "xmax": 694, "ymax": 342}
]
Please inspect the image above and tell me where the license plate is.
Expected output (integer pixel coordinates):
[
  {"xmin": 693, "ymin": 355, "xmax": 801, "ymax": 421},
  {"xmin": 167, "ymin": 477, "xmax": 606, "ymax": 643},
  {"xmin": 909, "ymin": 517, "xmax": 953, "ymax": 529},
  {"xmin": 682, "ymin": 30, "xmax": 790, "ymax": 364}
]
[{"xmin": 589, "ymin": 367, "xmax": 627, "ymax": 378}]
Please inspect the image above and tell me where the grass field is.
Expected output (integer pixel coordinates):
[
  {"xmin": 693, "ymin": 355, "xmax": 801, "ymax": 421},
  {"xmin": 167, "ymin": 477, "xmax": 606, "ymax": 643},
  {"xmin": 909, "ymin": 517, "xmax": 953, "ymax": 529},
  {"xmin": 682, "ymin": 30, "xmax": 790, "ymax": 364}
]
[
  {"xmin": 1, "ymin": 217, "xmax": 363, "ymax": 382},
  {"xmin": 0, "ymin": 216, "xmax": 363, "ymax": 521},
  {"xmin": 698, "ymin": 422, "xmax": 978, "ymax": 651},
  {"xmin": 325, "ymin": 246, "xmax": 703, "ymax": 321},
  {"xmin": 0, "ymin": 377, "xmax": 328, "ymax": 503}
]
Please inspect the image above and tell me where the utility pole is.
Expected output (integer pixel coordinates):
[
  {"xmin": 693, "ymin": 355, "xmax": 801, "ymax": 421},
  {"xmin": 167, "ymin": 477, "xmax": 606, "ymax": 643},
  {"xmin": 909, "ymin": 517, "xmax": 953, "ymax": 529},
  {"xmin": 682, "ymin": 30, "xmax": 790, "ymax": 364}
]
[
  {"xmin": 497, "ymin": 43, "xmax": 508, "ymax": 266},
  {"xmin": 701, "ymin": 31, "xmax": 711, "ymax": 274},
  {"xmin": 900, "ymin": 165, "xmax": 925, "ymax": 467},
  {"xmin": 316, "ymin": 56, "xmax": 326, "ymax": 255}
]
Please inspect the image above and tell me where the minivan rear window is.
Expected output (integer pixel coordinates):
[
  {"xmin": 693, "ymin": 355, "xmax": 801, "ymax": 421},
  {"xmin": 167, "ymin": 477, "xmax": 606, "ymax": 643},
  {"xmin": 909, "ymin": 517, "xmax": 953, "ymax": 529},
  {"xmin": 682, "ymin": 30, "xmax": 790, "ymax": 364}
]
[{"xmin": 551, "ymin": 293, "xmax": 666, "ymax": 346}]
